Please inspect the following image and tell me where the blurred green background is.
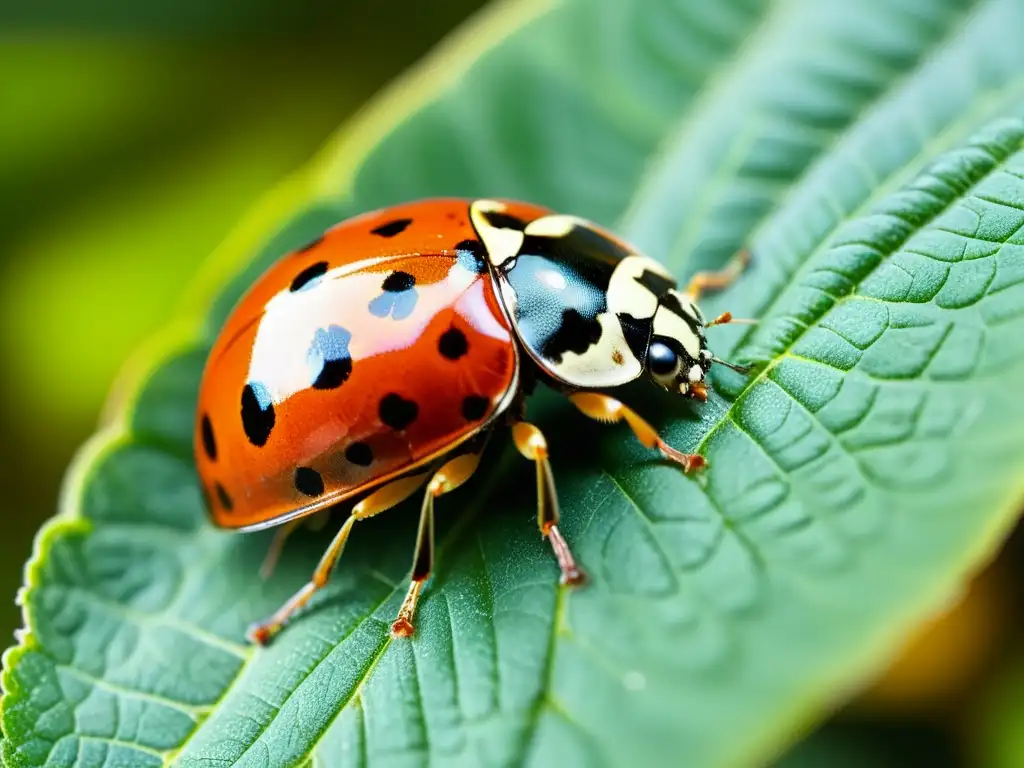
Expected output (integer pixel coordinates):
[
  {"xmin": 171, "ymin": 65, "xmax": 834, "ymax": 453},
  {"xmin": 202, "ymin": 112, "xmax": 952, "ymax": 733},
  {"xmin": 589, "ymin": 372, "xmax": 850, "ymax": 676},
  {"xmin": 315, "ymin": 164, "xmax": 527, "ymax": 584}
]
[{"xmin": 2, "ymin": 2, "xmax": 1023, "ymax": 766}]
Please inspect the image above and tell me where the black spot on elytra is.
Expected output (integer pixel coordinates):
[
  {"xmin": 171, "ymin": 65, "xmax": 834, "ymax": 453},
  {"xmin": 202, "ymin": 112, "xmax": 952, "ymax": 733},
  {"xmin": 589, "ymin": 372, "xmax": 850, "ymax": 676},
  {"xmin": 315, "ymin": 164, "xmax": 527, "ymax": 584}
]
[
  {"xmin": 241, "ymin": 382, "xmax": 275, "ymax": 446},
  {"xmin": 215, "ymin": 482, "xmax": 233, "ymax": 511},
  {"xmin": 314, "ymin": 357, "xmax": 353, "ymax": 389},
  {"xmin": 382, "ymin": 271, "xmax": 415, "ymax": 292},
  {"xmin": 371, "ymin": 218, "xmax": 412, "ymax": 237},
  {"xmin": 454, "ymin": 239, "xmax": 488, "ymax": 274},
  {"xmin": 290, "ymin": 261, "xmax": 329, "ymax": 292},
  {"xmin": 542, "ymin": 308, "xmax": 604, "ymax": 363},
  {"xmin": 308, "ymin": 325, "xmax": 353, "ymax": 389},
  {"xmin": 294, "ymin": 467, "xmax": 324, "ymax": 497},
  {"xmin": 200, "ymin": 414, "xmax": 217, "ymax": 461},
  {"xmin": 345, "ymin": 442, "xmax": 373, "ymax": 466},
  {"xmin": 482, "ymin": 210, "xmax": 526, "ymax": 231},
  {"xmin": 379, "ymin": 393, "xmax": 418, "ymax": 430},
  {"xmin": 438, "ymin": 327, "xmax": 468, "ymax": 360},
  {"xmin": 296, "ymin": 234, "xmax": 324, "ymax": 253},
  {"xmin": 369, "ymin": 271, "xmax": 418, "ymax": 319},
  {"xmin": 462, "ymin": 395, "xmax": 489, "ymax": 421},
  {"xmin": 634, "ymin": 268, "xmax": 675, "ymax": 298}
]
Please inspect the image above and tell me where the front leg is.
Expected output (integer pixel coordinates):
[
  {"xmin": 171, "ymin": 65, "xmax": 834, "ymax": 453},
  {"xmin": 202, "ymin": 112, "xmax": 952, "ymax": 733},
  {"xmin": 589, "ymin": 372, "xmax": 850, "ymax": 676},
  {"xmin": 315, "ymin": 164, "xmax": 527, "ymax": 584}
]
[
  {"xmin": 683, "ymin": 248, "xmax": 750, "ymax": 302},
  {"xmin": 568, "ymin": 393, "xmax": 706, "ymax": 473}
]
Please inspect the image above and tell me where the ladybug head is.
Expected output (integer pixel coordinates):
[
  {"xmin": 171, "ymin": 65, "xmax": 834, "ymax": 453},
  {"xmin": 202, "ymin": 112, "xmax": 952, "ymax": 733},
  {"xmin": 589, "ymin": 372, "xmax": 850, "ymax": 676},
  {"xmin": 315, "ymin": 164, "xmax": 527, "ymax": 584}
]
[{"xmin": 643, "ymin": 290, "xmax": 712, "ymax": 401}]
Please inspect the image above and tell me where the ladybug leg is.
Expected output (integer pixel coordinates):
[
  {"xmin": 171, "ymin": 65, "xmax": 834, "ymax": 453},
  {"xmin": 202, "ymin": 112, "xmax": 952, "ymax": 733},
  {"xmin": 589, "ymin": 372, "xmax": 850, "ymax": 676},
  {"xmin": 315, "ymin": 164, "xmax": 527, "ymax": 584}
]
[
  {"xmin": 683, "ymin": 247, "xmax": 751, "ymax": 301},
  {"xmin": 259, "ymin": 510, "xmax": 333, "ymax": 579},
  {"xmin": 259, "ymin": 518, "xmax": 302, "ymax": 580},
  {"xmin": 247, "ymin": 471, "xmax": 430, "ymax": 646},
  {"xmin": 511, "ymin": 423, "xmax": 586, "ymax": 586},
  {"xmin": 391, "ymin": 450, "xmax": 484, "ymax": 638},
  {"xmin": 568, "ymin": 393, "xmax": 706, "ymax": 473}
]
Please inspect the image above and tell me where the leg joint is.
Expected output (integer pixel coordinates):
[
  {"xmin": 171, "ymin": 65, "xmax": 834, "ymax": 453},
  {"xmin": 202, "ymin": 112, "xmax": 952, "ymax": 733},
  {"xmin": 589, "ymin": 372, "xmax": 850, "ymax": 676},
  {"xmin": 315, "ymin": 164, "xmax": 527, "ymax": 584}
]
[
  {"xmin": 512, "ymin": 422, "xmax": 548, "ymax": 460},
  {"xmin": 427, "ymin": 475, "xmax": 449, "ymax": 497}
]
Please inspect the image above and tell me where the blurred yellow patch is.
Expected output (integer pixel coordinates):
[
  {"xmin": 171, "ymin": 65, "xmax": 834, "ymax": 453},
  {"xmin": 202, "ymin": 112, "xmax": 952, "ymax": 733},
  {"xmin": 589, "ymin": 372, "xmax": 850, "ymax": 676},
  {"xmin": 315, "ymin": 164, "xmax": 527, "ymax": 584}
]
[{"xmin": 856, "ymin": 565, "xmax": 1005, "ymax": 715}]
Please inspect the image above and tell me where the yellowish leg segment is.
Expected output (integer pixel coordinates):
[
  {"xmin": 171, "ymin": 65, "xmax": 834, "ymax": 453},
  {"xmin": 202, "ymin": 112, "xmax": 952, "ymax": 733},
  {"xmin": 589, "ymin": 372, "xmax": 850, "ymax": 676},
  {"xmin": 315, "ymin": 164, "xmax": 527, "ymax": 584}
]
[
  {"xmin": 260, "ymin": 511, "xmax": 333, "ymax": 579},
  {"xmin": 391, "ymin": 450, "xmax": 485, "ymax": 638},
  {"xmin": 247, "ymin": 471, "xmax": 430, "ymax": 645},
  {"xmin": 683, "ymin": 247, "xmax": 750, "ymax": 302},
  {"xmin": 511, "ymin": 423, "xmax": 585, "ymax": 586},
  {"xmin": 569, "ymin": 393, "xmax": 706, "ymax": 473},
  {"xmin": 259, "ymin": 518, "xmax": 302, "ymax": 580}
]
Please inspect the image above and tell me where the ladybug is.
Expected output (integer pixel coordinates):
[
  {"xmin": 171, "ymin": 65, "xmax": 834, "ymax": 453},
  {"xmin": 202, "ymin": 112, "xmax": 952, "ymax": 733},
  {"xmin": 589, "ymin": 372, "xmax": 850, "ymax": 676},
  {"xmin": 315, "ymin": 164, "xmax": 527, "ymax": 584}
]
[{"xmin": 194, "ymin": 198, "xmax": 751, "ymax": 644}]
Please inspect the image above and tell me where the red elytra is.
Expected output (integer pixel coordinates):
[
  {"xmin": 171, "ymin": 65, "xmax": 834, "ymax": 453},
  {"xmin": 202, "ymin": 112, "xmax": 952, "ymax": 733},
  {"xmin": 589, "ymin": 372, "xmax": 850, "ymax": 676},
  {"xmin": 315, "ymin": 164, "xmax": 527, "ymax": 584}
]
[{"xmin": 194, "ymin": 197, "xmax": 750, "ymax": 643}]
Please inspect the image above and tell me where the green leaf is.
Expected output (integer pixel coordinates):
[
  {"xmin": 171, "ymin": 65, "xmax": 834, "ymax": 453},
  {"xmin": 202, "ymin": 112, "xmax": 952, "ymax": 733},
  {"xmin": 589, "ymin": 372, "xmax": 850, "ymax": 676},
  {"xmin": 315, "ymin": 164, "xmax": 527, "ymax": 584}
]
[
  {"xmin": 5, "ymin": 0, "xmax": 1024, "ymax": 766},
  {"xmin": 974, "ymin": 658, "xmax": 1024, "ymax": 768}
]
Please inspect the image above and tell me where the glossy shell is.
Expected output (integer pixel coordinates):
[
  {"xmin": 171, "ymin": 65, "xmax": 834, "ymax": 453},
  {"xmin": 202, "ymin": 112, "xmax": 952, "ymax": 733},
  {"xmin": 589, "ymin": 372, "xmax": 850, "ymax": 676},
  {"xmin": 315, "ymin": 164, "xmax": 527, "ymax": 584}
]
[
  {"xmin": 470, "ymin": 200, "xmax": 686, "ymax": 389},
  {"xmin": 195, "ymin": 200, "xmax": 521, "ymax": 530}
]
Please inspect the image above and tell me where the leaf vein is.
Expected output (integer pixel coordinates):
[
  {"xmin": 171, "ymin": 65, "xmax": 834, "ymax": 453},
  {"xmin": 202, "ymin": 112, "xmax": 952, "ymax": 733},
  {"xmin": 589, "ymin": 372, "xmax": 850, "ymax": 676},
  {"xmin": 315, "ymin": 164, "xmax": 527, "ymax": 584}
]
[{"xmin": 57, "ymin": 663, "xmax": 210, "ymax": 719}]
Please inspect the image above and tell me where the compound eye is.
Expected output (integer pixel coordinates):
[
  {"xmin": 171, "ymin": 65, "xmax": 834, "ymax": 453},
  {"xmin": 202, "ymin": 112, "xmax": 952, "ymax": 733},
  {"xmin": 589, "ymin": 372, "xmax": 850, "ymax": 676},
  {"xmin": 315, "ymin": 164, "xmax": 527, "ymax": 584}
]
[{"xmin": 647, "ymin": 341, "xmax": 681, "ymax": 384}]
